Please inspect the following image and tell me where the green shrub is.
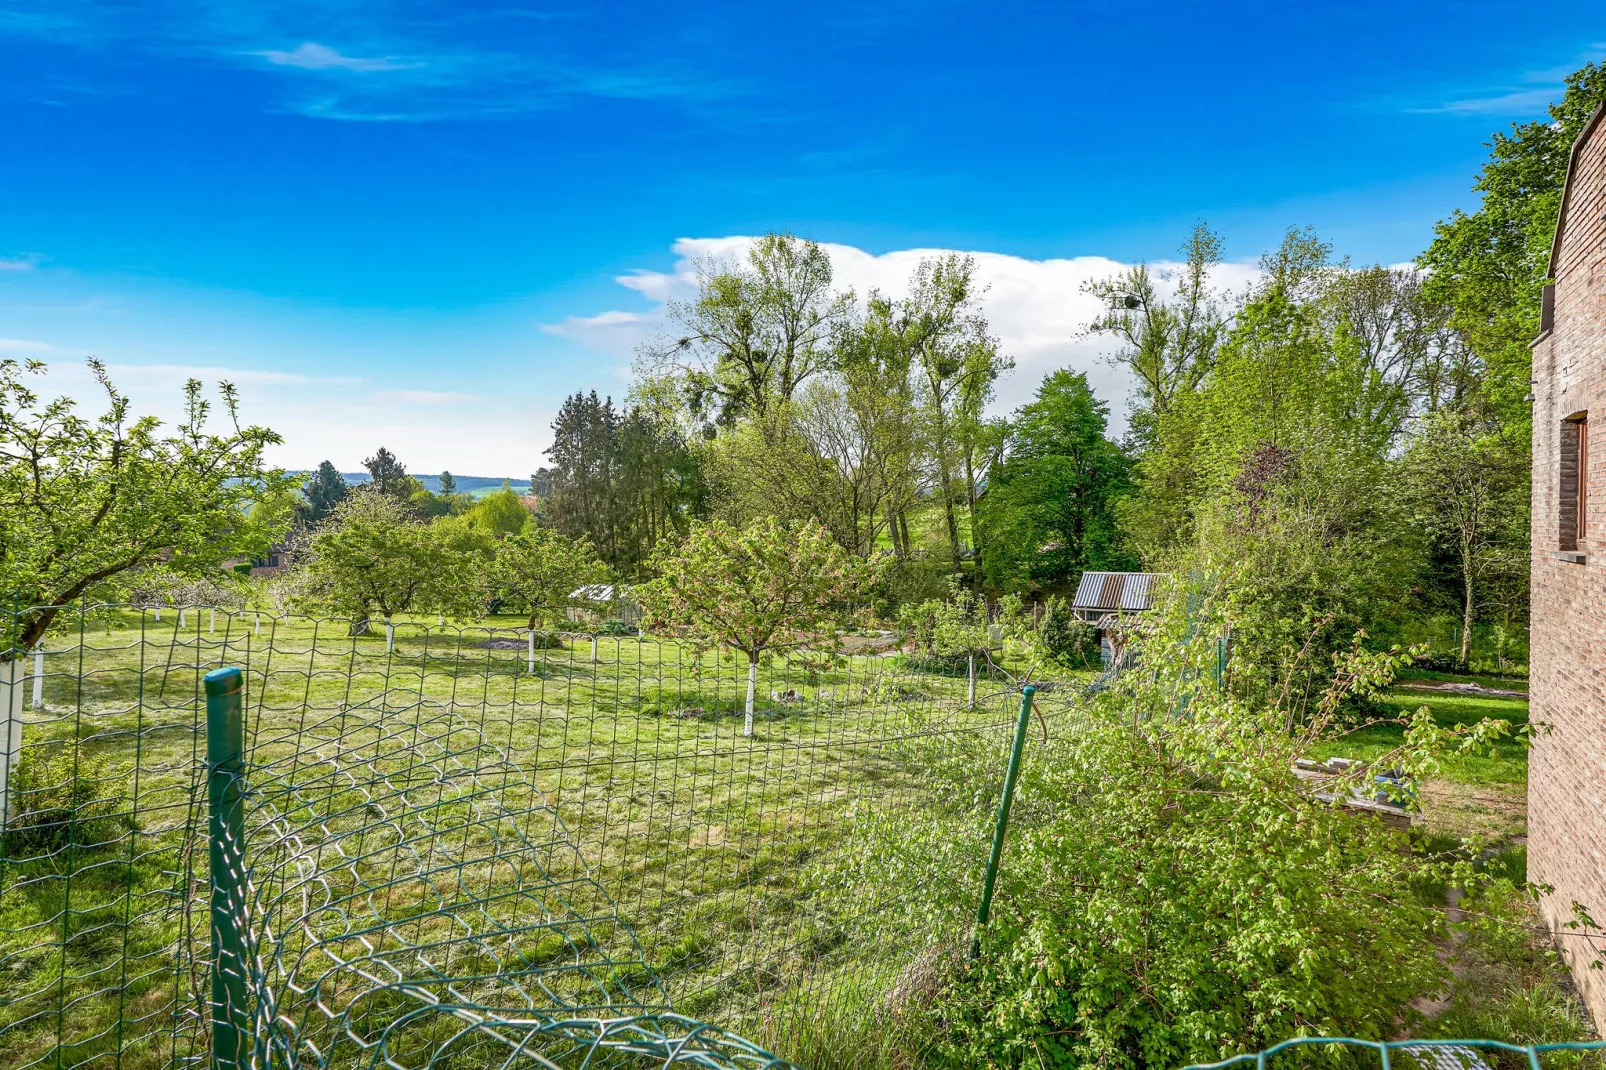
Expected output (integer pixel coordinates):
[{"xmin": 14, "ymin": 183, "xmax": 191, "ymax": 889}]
[
  {"xmin": 599, "ymin": 618, "xmax": 637, "ymax": 637},
  {"xmin": 895, "ymin": 651, "xmax": 970, "ymax": 677},
  {"xmin": 1039, "ymin": 596, "xmax": 1097, "ymax": 668},
  {"xmin": 4, "ymin": 740, "xmax": 130, "ymax": 856},
  {"xmin": 857, "ymin": 578, "xmax": 1517, "ymax": 1069}
]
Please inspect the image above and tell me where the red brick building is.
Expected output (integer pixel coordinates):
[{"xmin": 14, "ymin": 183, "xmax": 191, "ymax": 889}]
[{"xmin": 1530, "ymin": 102, "xmax": 1606, "ymax": 1029}]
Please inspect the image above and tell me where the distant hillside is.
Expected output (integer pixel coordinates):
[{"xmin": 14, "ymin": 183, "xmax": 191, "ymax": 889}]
[{"xmin": 341, "ymin": 473, "xmax": 529, "ymax": 499}]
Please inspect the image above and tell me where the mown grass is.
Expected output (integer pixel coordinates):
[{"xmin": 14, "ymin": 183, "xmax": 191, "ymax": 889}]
[
  {"xmin": 1311, "ymin": 689, "xmax": 1531, "ymax": 788},
  {"xmin": 1, "ymin": 606, "xmax": 1067, "ymax": 1070}
]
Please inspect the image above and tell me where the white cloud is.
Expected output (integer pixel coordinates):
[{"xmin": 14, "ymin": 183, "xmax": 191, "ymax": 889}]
[
  {"xmin": 102, "ymin": 362, "xmax": 363, "ymax": 387},
  {"xmin": 0, "ymin": 259, "xmax": 36, "ymax": 271},
  {"xmin": 548, "ymin": 236, "xmax": 1263, "ymax": 433},
  {"xmin": 253, "ymin": 42, "xmax": 416, "ymax": 73},
  {"xmin": 0, "ymin": 337, "xmax": 58, "ymax": 352}
]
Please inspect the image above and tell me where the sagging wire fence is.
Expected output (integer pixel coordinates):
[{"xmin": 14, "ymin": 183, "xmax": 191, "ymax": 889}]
[{"xmin": 0, "ymin": 602, "xmax": 1075, "ymax": 1069}]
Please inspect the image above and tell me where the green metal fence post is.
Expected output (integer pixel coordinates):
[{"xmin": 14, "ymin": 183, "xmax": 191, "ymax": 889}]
[
  {"xmin": 205, "ymin": 667, "xmax": 248, "ymax": 1070},
  {"xmin": 972, "ymin": 685, "xmax": 1035, "ymax": 957}
]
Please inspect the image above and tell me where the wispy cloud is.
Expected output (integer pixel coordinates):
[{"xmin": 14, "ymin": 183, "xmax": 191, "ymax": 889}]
[
  {"xmin": 252, "ymin": 41, "xmax": 418, "ymax": 73},
  {"xmin": 372, "ymin": 388, "xmax": 483, "ymax": 405},
  {"xmin": 0, "ymin": 2, "xmax": 742, "ymax": 122},
  {"xmin": 1399, "ymin": 47, "xmax": 1606, "ymax": 117},
  {"xmin": 103, "ymin": 362, "xmax": 364, "ymax": 387},
  {"xmin": 0, "ymin": 337, "xmax": 58, "ymax": 352},
  {"xmin": 0, "ymin": 258, "xmax": 37, "ymax": 271},
  {"xmin": 1409, "ymin": 87, "xmax": 1560, "ymax": 116}
]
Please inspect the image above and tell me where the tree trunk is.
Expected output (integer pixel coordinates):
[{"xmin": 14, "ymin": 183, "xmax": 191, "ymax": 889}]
[
  {"xmin": 1460, "ymin": 535, "xmax": 1475, "ymax": 668},
  {"xmin": 744, "ymin": 653, "xmax": 758, "ymax": 737},
  {"xmin": 964, "ymin": 451, "xmax": 983, "ymax": 592}
]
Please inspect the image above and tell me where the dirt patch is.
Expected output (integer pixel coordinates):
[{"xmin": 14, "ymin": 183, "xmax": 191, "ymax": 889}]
[
  {"xmin": 1397, "ymin": 681, "xmax": 1528, "ymax": 699},
  {"xmin": 1418, "ymin": 780, "xmax": 1527, "ymax": 840}
]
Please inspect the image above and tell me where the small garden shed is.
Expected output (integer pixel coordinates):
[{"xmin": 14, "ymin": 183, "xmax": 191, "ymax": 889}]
[{"xmin": 1071, "ymin": 571, "xmax": 1163, "ymax": 667}]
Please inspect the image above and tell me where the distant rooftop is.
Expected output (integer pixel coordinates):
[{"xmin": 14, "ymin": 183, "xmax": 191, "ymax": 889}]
[{"xmin": 1071, "ymin": 571, "xmax": 1163, "ymax": 622}]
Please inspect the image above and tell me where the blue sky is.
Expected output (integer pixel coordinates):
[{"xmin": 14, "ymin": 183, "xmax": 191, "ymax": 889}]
[{"xmin": 1, "ymin": 1, "xmax": 1601, "ymax": 474}]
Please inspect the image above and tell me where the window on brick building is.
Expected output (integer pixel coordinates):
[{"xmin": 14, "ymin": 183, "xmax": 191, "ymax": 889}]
[{"xmin": 1561, "ymin": 413, "xmax": 1589, "ymax": 550}]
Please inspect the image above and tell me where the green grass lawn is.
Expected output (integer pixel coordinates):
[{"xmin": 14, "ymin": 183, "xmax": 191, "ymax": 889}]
[
  {"xmin": 1, "ymin": 607, "xmax": 1049, "ymax": 1069},
  {"xmin": 1311, "ymin": 688, "xmax": 1531, "ymax": 788}
]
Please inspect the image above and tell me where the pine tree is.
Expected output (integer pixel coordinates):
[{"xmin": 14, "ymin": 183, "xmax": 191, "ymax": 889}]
[
  {"xmin": 363, "ymin": 447, "xmax": 409, "ymax": 496},
  {"xmin": 439, "ymin": 470, "xmax": 457, "ymax": 496},
  {"xmin": 303, "ymin": 460, "xmax": 349, "ymax": 524}
]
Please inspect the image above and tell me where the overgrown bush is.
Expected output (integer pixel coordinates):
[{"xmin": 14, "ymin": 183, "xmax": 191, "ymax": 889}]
[
  {"xmin": 1038, "ymin": 596, "xmax": 1097, "ymax": 668},
  {"xmin": 848, "ymin": 577, "xmax": 1516, "ymax": 1069},
  {"xmin": 4, "ymin": 739, "xmax": 129, "ymax": 856}
]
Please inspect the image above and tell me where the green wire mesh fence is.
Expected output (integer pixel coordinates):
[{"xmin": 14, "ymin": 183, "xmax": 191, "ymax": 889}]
[
  {"xmin": 0, "ymin": 602, "xmax": 1067, "ymax": 1069},
  {"xmin": 1183, "ymin": 1037, "xmax": 1606, "ymax": 1070}
]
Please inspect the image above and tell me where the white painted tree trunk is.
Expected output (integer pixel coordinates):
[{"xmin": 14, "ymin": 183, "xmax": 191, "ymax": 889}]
[
  {"xmin": 386, "ymin": 623, "xmax": 396, "ymax": 652},
  {"xmin": 527, "ymin": 630, "xmax": 536, "ymax": 673},
  {"xmin": 590, "ymin": 637, "xmax": 598, "ymax": 663},
  {"xmin": 154, "ymin": 607, "xmax": 161, "ymax": 622},
  {"xmin": 32, "ymin": 649, "xmax": 43, "ymax": 709},
  {"xmin": 254, "ymin": 614, "xmax": 261, "ymax": 636},
  {"xmin": 1, "ymin": 658, "xmax": 23, "ymax": 829},
  {"xmin": 178, "ymin": 609, "xmax": 185, "ymax": 630},
  {"xmin": 209, "ymin": 609, "xmax": 216, "ymax": 634},
  {"xmin": 968, "ymin": 653, "xmax": 976, "ymax": 708},
  {"xmin": 744, "ymin": 659, "xmax": 757, "ymax": 737}
]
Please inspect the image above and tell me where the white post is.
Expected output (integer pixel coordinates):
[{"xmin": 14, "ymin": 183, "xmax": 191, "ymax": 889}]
[
  {"xmin": 386, "ymin": 623, "xmax": 395, "ymax": 653},
  {"xmin": 1, "ymin": 657, "xmax": 23, "ymax": 829},
  {"xmin": 744, "ymin": 659, "xmax": 757, "ymax": 737},
  {"xmin": 31, "ymin": 648, "xmax": 43, "ymax": 709},
  {"xmin": 527, "ymin": 630, "xmax": 536, "ymax": 674},
  {"xmin": 968, "ymin": 653, "xmax": 976, "ymax": 708}
]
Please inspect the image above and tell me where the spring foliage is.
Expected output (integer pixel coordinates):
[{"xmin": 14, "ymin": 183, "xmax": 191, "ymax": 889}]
[
  {"xmin": 0, "ymin": 359, "xmax": 290, "ymax": 651},
  {"xmin": 853, "ymin": 578, "xmax": 1515, "ymax": 1069},
  {"xmin": 635, "ymin": 516, "xmax": 882, "ymax": 668}
]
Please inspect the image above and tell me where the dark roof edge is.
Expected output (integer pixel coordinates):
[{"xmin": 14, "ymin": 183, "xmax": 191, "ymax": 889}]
[{"xmin": 1547, "ymin": 102, "xmax": 1606, "ymax": 277}]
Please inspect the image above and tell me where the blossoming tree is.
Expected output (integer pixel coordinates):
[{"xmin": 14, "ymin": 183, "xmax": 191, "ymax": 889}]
[{"xmin": 635, "ymin": 516, "xmax": 882, "ymax": 735}]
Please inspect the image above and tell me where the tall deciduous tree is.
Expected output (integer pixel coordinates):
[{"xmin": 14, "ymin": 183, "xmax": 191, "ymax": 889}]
[
  {"xmin": 1419, "ymin": 60, "xmax": 1606, "ymax": 435},
  {"xmin": 1401, "ymin": 412, "xmax": 1528, "ymax": 667},
  {"xmin": 641, "ymin": 233, "xmax": 854, "ymax": 428},
  {"xmin": 0, "ymin": 359, "xmax": 290, "ymax": 651},
  {"xmin": 634, "ymin": 516, "xmax": 882, "ymax": 735},
  {"xmin": 1085, "ymin": 221, "xmax": 1227, "ymax": 438},
  {"xmin": 494, "ymin": 526, "xmax": 610, "ymax": 629},
  {"xmin": 903, "ymin": 254, "xmax": 1012, "ymax": 571},
  {"xmin": 976, "ymin": 371, "xmax": 1134, "ymax": 592}
]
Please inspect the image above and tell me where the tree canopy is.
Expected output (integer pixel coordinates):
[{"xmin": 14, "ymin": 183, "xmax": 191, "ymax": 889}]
[
  {"xmin": 975, "ymin": 370, "xmax": 1134, "ymax": 592},
  {"xmin": 0, "ymin": 359, "xmax": 290, "ymax": 650}
]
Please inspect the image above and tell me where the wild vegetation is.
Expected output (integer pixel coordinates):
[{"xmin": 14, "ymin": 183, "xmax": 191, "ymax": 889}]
[{"xmin": 2, "ymin": 53, "xmax": 1605, "ymax": 1070}]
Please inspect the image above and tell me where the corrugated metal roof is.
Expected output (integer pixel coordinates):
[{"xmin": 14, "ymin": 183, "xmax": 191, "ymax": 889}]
[{"xmin": 1071, "ymin": 571, "xmax": 1161, "ymax": 613}]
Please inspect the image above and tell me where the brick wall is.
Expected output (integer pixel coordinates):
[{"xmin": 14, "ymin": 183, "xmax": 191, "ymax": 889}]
[{"xmin": 1530, "ymin": 108, "xmax": 1606, "ymax": 1031}]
